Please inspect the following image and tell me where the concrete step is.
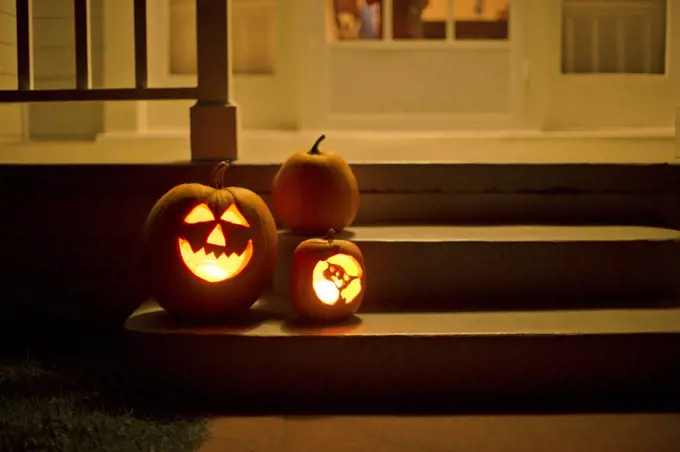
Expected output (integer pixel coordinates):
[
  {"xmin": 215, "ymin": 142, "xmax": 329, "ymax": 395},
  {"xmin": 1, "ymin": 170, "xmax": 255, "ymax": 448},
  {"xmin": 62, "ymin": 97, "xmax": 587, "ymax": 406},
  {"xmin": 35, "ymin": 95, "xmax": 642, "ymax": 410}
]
[
  {"xmin": 273, "ymin": 226, "xmax": 680, "ymax": 311},
  {"xmin": 3, "ymin": 162, "xmax": 680, "ymax": 228},
  {"xmin": 124, "ymin": 300, "xmax": 680, "ymax": 404},
  {"xmin": 4, "ymin": 162, "xmax": 680, "ymax": 337}
]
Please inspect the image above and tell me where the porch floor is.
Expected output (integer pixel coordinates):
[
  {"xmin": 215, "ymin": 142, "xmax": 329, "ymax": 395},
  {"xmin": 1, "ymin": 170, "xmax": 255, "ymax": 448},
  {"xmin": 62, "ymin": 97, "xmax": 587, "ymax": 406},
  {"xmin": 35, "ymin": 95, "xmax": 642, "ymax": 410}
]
[{"xmin": 0, "ymin": 130, "xmax": 677, "ymax": 164}]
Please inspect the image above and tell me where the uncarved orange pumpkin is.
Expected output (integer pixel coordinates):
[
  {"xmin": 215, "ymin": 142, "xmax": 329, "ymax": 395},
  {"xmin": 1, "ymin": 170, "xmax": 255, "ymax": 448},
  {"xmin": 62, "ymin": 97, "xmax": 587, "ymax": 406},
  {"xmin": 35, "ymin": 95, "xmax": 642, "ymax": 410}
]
[
  {"xmin": 290, "ymin": 229, "xmax": 365, "ymax": 322},
  {"xmin": 272, "ymin": 135, "xmax": 359, "ymax": 236},
  {"xmin": 143, "ymin": 162, "xmax": 278, "ymax": 320}
]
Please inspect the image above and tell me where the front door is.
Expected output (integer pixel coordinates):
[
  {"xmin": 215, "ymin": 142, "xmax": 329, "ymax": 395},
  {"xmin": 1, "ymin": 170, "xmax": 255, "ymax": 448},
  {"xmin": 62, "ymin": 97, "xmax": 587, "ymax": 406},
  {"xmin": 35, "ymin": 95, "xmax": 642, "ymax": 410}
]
[{"xmin": 296, "ymin": 0, "xmax": 526, "ymax": 131}]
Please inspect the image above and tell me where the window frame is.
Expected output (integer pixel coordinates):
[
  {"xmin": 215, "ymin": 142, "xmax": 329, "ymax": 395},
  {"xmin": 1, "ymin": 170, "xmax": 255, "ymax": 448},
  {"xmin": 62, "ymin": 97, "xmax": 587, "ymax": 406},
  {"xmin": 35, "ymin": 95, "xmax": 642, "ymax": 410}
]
[{"xmin": 327, "ymin": 0, "xmax": 512, "ymax": 48}]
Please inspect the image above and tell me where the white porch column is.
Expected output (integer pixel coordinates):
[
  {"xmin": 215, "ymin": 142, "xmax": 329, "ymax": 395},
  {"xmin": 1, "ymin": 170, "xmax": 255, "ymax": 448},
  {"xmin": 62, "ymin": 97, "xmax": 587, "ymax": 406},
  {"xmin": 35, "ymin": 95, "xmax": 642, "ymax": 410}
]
[{"xmin": 190, "ymin": 0, "xmax": 237, "ymax": 161}]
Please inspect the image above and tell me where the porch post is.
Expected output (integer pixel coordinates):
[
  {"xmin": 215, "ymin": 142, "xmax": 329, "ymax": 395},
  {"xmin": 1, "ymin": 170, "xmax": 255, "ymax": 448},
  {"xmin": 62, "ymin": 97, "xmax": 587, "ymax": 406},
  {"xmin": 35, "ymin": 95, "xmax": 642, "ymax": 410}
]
[
  {"xmin": 675, "ymin": 105, "xmax": 680, "ymax": 159},
  {"xmin": 190, "ymin": 0, "xmax": 238, "ymax": 161}
]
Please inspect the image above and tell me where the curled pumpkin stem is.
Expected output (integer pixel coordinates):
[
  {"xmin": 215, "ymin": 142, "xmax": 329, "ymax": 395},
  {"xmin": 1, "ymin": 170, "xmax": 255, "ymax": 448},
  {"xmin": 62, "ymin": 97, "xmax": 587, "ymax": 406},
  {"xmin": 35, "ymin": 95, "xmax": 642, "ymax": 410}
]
[
  {"xmin": 308, "ymin": 135, "xmax": 326, "ymax": 155},
  {"xmin": 211, "ymin": 160, "xmax": 231, "ymax": 189},
  {"xmin": 325, "ymin": 228, "xmax": 336, "ymax": 243}
]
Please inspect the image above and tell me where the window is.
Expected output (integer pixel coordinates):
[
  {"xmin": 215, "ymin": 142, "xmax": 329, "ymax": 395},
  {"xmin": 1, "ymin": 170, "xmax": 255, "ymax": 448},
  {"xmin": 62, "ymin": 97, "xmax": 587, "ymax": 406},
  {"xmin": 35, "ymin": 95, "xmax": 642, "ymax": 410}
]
[
  {"xmin": 561, "ymin": 0, "xmax": 666, "ymax": 74},
  {"xmin": 169, "ymin": 0, "xmax": 277, "ymax": 75},
  {"xmin": 331, "ymin": 0, "xmax": 510, "ymax": 41}
]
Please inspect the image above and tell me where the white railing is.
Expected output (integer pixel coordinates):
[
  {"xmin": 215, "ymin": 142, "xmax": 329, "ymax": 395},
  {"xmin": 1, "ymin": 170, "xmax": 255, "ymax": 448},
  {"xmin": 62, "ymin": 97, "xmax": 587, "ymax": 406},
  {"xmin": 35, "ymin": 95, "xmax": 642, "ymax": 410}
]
[
  {"xmin": 562, "ymin": 0, "xmax": 666, "ymax": 74},
  {"xmin": 0, "ymin": 0, "xmax": 237, "ymax": 161}
]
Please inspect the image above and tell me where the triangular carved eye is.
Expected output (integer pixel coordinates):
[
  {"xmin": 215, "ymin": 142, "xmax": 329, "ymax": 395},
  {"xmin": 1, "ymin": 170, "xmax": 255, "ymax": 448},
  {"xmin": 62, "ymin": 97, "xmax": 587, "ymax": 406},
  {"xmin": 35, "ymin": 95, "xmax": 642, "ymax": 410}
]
[
  {"xmin": 220, "ymin": 204, "xmax": 250, "ymax": 227},
  {"xmin": 184, "ymin": 203, "xmax": 215, "ymax": 224},
  {"xmin": 206, "ymin": 224, "xmax": 226, "ymax": 246}
]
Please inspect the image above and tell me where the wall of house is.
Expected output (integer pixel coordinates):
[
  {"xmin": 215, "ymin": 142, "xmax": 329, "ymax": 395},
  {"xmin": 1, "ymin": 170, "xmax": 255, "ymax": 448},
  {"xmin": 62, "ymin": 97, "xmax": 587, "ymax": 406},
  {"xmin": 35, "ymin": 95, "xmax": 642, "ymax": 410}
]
[
  {"xmin": 64, "ymin": 0, "xmax": 678, "ymax": 137},
  {"xmin": 28, "ymin": 0, "xmax": 104, "ymax": 139},
  {"xmin": 0, "ymin": 0, "xmax": 22, "ymax": 140}
]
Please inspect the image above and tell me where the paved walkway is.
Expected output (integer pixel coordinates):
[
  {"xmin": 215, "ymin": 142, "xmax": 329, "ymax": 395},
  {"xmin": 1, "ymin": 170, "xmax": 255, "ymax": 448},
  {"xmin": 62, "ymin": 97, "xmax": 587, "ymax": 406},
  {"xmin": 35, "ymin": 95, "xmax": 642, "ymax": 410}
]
[{"xmin": 199, "ymin": 413, "xmax": 680, "ymax": 452}]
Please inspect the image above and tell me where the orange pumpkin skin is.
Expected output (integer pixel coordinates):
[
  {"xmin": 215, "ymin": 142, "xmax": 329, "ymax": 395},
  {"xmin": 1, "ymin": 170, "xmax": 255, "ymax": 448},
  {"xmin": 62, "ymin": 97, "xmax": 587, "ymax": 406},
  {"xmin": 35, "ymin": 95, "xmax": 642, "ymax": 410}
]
[
  {"xmin": 272, "ymin": 135, "xmax": 359, "ymax": 236},
  {"xmin": 143, "ymin": 163, "xmax": 278, "ymax": 320},
  {"xmin": 290, "ymin": 231, "xmax": 365, "ymax": 322}
]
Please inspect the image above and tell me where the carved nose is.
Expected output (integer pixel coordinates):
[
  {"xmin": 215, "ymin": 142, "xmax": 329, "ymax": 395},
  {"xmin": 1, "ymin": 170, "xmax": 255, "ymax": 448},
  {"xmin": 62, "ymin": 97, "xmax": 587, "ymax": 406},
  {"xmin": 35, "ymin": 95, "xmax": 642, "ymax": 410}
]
[{"xmin": 206, "ymin": 224, "xmax": 226, "ymax": 246}]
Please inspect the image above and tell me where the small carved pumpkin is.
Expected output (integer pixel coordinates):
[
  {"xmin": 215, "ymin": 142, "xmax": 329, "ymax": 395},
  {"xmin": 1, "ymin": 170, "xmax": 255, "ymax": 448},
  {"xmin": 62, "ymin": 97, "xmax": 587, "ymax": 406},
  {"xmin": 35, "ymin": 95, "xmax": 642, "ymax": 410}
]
[
  {"xmin": 143, "ymin": 162, "xmax": 278, "ymax": 319},
  {"xmin": 272, "ymin": 135, "xmax": 359, "ymax": 236},
  {"xmin": 290, "ymin": 229, "xmax": 365, "ymax": 322}
]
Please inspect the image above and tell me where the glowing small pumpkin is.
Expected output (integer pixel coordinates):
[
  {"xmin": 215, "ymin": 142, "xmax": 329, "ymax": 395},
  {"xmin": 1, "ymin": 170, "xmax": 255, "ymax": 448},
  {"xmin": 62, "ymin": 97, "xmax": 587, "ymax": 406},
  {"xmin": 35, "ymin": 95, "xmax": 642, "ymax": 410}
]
[
  {"xmin": 290, "ymin": 229, "xmax": 365, "ymax": 322},
  {"xmin": 143, "ymin": 161, "xmax": 278, "ymax": 319},
  {"xmin": 272, "ymin": 135, "xmax": 359, "ymax": 236}
]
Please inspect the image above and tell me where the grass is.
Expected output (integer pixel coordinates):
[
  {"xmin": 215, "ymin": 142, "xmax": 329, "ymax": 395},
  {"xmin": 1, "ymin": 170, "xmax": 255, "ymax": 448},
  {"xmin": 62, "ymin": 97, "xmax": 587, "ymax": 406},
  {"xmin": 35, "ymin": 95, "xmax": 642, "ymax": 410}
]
[{"xmin": 0, "ymin": 352, "xmax": 210, "ymax": 452}]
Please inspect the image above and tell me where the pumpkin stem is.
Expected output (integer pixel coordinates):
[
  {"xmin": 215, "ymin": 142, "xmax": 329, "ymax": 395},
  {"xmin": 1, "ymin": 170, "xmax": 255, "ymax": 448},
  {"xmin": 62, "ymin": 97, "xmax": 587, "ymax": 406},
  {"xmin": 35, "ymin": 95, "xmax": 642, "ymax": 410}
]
[
  {"xmin": 308, "ymin": 135, "xmax": 326, "ymax": 155},
  {"xmin": 324, "ymin": 228, "xmax": 336, "ymax": 243},
  {"xmin": 211, "ymin": 160, "xmax": 231, "ymax": 188}
]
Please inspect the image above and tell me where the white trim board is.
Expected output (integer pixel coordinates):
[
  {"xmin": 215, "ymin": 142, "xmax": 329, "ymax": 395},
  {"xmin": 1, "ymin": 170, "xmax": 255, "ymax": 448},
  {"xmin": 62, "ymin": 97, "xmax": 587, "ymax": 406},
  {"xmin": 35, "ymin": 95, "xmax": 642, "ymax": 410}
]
[
  {"xmin": 6, "ymin": 134, "xmax": 676, "ymax": 164},
  {"xmin": 97, "ymin": 127, "xmax": 676, "ymax": 142}
]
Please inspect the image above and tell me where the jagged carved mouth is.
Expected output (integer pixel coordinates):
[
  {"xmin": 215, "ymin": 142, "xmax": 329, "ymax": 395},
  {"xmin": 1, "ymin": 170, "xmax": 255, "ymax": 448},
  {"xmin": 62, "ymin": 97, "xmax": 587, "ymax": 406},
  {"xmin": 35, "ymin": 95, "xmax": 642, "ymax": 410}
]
[{"xmin": 178, "ymin": 238, "xmax": 254, "ymax": 283}]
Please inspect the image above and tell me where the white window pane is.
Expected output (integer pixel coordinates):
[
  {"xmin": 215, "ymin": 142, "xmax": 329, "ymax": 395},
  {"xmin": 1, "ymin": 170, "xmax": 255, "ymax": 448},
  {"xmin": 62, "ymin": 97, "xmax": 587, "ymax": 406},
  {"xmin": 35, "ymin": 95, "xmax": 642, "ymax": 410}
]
[
  {"xmin": 332, "ymin": 0, "xmax": 383, "ymax": 40},
  {"xmin": 453, "ymin": 0, "xmax": 509, "ymax": 40},
  {"xmin": 393, "ymin": 0, "xmax": 446, "ymax": 40}
]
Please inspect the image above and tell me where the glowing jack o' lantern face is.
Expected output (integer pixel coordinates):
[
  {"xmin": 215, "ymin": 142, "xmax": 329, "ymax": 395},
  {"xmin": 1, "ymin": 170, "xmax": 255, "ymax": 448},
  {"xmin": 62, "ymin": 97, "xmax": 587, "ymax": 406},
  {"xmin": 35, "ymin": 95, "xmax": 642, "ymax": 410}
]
[
  {"xmin": 290, "ymin": 229, "xmax": 365, "ymax": 323},
  {"xmin": 312, "ymin": 254, "xmax": 363, "ymax": 305},
  {"xmin": 143, "ymin": 161, "xmax": 279, "ymax": 320},
  {"xmin": 178, "ymin": 203, "xmax": 254, "ymax": 282}
]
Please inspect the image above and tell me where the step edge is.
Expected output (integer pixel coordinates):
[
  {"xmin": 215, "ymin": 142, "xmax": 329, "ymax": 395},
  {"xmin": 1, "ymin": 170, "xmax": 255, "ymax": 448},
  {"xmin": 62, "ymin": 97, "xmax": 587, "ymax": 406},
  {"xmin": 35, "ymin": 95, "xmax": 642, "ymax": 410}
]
[
  {"xmin": 279, "ymin": 225, "xmax": 680, "ymax": 244},
  {"xmin": 124, "ymin": 303, "xmax": 680, "ymax": 337}
]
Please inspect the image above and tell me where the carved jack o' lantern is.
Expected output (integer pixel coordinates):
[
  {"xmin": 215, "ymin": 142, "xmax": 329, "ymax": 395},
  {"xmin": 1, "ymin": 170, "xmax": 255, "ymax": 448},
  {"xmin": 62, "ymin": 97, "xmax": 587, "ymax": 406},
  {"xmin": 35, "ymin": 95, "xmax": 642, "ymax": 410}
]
[
  {"xmin": 290, "ymin": 229, "xmax": 365, "ymax": 322},
  {"xmin": 143, "ymin": 162, "xmax": 278, "ymax": 320}
]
